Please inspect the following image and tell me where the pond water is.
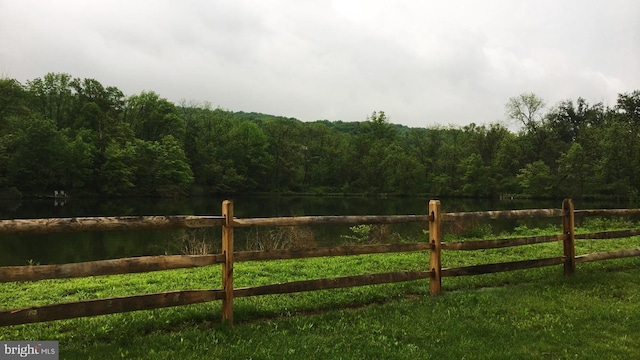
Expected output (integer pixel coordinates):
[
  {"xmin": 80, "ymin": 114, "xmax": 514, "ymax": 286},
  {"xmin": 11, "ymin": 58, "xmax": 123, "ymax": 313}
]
[{"xmin": 0, "ymin": 196, "xmax": 634, "ymax": 266}]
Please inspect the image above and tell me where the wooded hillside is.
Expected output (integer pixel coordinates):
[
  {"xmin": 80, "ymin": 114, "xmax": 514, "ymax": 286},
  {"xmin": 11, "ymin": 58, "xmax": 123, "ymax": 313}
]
[{"xmin": 1, "ymin": 73, "xmax": 639, "ymax": 199}]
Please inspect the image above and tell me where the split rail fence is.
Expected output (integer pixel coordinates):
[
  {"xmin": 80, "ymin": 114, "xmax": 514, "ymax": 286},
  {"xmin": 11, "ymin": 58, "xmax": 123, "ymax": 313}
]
[{"xmin": 1, "ymin": 199, "xmax": 640, "ymax": 326}]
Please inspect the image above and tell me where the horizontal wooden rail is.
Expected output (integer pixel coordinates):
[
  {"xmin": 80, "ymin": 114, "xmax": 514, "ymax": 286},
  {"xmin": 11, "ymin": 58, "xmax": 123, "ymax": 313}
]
[
  {"xmin": 0, "ymin": 216, "xmax": 225, "ymax": 235},
  {"xmin": 234, "ymin": 243, "xmax": 430, "ymax": 262},
  {"xmin": 441, "ymin": 257, "xmax": 565, "ymax": 277},
  {"xmin": 0, "ymin": 255, "xmax": 225, "ymax": 283},
  {"xmin": 442, "ymin": 209, "xmax": 562, "ymax": 221},
  {"xmin": 442, "ymin": 235, "xmax": 563, "ymax": 251},
  {"xmin": 233, "ymin": 215, "xmax": 430, "ymax": 227},
  {"xmin": 234, "ymin": 271, "xmax": 433, "ymax": 298},
  {"xmin": 0, "ymin": 289, "xmax": 224, "ymax": 326},
  {"xmin": 575, "ymin": 229, "xmax": 640, "ymax": 240},
  {"xmin": 575, "ymin": 209, "xmax": 640, "ymax": 217},
  {"xmin": 575, "ymin": 248, "xmax": 640, "ymax": 263}
]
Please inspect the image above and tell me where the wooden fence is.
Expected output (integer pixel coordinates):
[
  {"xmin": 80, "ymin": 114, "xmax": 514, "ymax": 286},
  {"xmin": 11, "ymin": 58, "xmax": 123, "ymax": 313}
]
[{"xmin": 1, "ymin": 198, "xmax": 640, "ymax": 326}]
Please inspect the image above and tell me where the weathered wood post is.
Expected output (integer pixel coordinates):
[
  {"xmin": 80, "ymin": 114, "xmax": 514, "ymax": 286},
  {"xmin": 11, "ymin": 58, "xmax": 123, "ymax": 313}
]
[
  {"xmin": 429, "ymin": 200, "xmax": 442, "ymax": 295},
  {"xmin": 222, "ymin": 200, "xmax": 234, "ymax": 323},
  {"xmin": 562, "ymin": 198, "xmax": 576, "ymax": 276}
]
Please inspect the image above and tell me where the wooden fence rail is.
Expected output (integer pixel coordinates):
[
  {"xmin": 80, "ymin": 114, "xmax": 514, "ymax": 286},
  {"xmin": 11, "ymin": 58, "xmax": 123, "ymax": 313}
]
[
  {"xmin": 1, "ymin": 198, "xmax": 640, "ymax": 326},
  {"xmin": 0, "ymin": 216, "xmax": 225, "ymax": 234}
]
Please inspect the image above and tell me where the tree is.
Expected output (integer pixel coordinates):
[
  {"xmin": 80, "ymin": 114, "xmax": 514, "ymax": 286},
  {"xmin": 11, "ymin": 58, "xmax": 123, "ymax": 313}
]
[
  {"xmin": 297, "ymin": 122, "xmax": 350, "ymax": 192},
  {"xmin": 263, "ymin": 117, "xmax": 304, "ymax": 192},
  {"xmin": 380, "ymin": 142, "xmax": 423, "ymax": 194},
  {"xmin": 506, "ymin": 93, "xmax": 560, "ymax": 164},
  {"xmin": 99, "ymin": 141, "xmax": 137, "ymax": 195},
  {"xmin": 367, "ymin": 110, "xmax": 395, "ymax": 141},
  {"xmin": 616, "ymin": 90, "xmax": 640, "ymax": 125},
  {"xmin": 26, "ymin": 73, "xmax": 76, "ymax": 128},
  {"xmin": 61, "ymin": 130, "xmax": 97, "ymax": 190},
  {"xmin": 7, "ymin": 116, "xmax": 67, "ymax": 191},
  {"xmin": 428, "ymin": 128, "xmax": 469, "ymax": 195},
  {"xmin": 460, "ymin": 153, "xmax": 492, "ymax": 197},
  {"xmin": 225, "ymin": 121, "xmax": 270, "ymax": 192},
  {"xmin": 493, "ymin": 131, "xmax": 524, "ymax": 193},
  {"xmin": 547, "ymin": 98, "xmax": 604, "ymax": 143},
  {"xmin": 152, "ymin": 135, "xmax": 194, "ymax": 197},
  {"xmin": 347, "ymin": 111, "xmax": 399, "ymax": 193},
  {"xmin": 556, "ymin": 143, "xmax": 592, "ymax": 197},
  {"xmin": 505, "ymin": 93, "xmax": 546, "ymax": 133},
  {"xmin": 517, "ymin": 161, "xmax": 556, "ymax": 196},
  {"xmin": 0, "ymin": 78, "xmax": 29, "ymax": 125},
  {"xmin": 125, "ymin": 91, "xmax": 185, "ymax": 143},
  {"xmin": 189, "ymin": 108, "xmax": 236, "ymax": 192}
]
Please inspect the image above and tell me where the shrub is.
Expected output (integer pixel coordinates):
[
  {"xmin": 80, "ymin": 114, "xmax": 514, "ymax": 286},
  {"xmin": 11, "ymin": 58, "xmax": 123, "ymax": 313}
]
[
  {"xmin": 341, "ymin": 224, "xmax": 401, "ymax": 244},
  {"xmin": 245, "ymin": 226, "xmax": 317, "ymax": 251}
]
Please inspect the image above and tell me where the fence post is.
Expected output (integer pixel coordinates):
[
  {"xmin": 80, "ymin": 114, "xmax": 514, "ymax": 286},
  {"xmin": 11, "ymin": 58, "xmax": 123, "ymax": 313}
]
[
  {"xmin": 222, "ymin": 200, "xmax": 234, "ymax": 323},
  {"xmin": 429, "ymin": 200, "xmax": 442, "ymax": 295},
  {"xmin": 562, "ymin": 198, "xmax": 576, "ymax": 276}
]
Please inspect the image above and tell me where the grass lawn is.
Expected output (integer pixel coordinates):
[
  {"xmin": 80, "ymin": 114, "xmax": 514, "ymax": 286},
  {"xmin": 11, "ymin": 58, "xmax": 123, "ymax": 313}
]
[{"xmin": 1, "ymin": 221, "xmax": 639, "ymax": 359}]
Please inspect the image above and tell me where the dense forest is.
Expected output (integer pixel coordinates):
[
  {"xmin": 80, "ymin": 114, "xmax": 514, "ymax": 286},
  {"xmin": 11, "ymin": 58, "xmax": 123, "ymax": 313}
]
[{"xmin": 0, "ymin": 73, "xmax": 639, "ymax": 200}]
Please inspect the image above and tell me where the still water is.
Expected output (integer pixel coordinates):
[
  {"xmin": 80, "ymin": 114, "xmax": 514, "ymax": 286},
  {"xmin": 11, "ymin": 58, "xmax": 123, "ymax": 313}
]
[{"xmin": 0, "ymin": 196, "xmax": 633, "ymax": 266}]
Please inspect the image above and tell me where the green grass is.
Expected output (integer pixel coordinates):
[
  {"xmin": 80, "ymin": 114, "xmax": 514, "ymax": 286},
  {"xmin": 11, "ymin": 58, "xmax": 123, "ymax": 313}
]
[{"xmin": 1, "ymin": 222, "xmax": 640, "ymax": 359}]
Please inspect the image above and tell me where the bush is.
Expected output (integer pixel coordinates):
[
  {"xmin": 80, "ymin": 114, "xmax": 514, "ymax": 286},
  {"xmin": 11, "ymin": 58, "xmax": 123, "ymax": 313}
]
[
  {"xmin": 168, "ymin": 229, "xmax": 217, "ymax": 255},
  {"xmin": 341, "ymin": 224, "xmax": 401, "ymax": 244}
]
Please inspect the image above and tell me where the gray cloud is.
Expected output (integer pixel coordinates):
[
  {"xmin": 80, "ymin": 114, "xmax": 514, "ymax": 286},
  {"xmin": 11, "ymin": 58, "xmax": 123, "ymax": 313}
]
[{"xmin": 1, "ymin": 0, "xmax": 638, "ymax": 128}]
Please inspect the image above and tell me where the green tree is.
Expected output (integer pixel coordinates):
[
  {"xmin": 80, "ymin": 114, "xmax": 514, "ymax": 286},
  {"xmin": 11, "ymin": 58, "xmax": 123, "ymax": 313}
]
[
  {"xmin": 189, "ymin": 108, "xmax": 236, "ymax": 192},
  {"xmin": 0, "ymin": 78, "xmax": 29, "ymax": 125},
  {"xmin": 547, "ymin": 98, "xmax": 604, "ymax": 143},
  {"xmin": 26, "ymin": 73, "xmax": 76, "ymax": 128},
  {"xmin": 556, "ymin": 143, "xmax": 592, "ymax": 197},
  {"xmin": 7, "ymin": 116, "xmax": 67, "ymax": 191},
  {"xmin": 506, "ymin": 92, "xmax": 546, "ymax": 133},
  {"xmin": 99, "ymin": 141, "xmax": 137, "ymax": 195},
  {"xmin": 152, "ymin": 135, "xmax": 194, "ymax": 197},
  {"xmin": 347, "ymin": 111, "xmax": 398, "ymax": 193},
  {"xmin": 125, "ymin": 91, "xmax": 185, "ymax": 143},
  {"xmin": 298, "ymin": 122, "xmax": 350, "ymax": 192},
  {"xmin": 380, "ymin": 142, "xmax": 423, "ymax": 194},
  {"xmin": 460, "ymin": 153, "xmax": 492, "ymax": 197},
  {"xmin": 428, "ymin": 128, "xmax": 469, "ymax": 195},
  {"xmin": 263, "ymin": 117, "xmax": 304, "ymax": 192},
  {"xmin": 225, "ymin": 121, "xmax": 270, "ymax": 192},
  {"xmin": 517, "ymin": 161, "xmax": 556, "ymax": 196},
  {"xmin": 493, "ymin": 131, "xmax": 524, "ymax": 193},
  {"xmin": 61, "ymin": 130, "xmax": 97, "ymax": 190}
]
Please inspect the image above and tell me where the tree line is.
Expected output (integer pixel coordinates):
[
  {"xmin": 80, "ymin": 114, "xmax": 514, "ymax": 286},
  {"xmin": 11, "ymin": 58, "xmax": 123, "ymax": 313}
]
[{"xmin": 1, "ymin": 72, "xmax": 639, "ymax": 199}]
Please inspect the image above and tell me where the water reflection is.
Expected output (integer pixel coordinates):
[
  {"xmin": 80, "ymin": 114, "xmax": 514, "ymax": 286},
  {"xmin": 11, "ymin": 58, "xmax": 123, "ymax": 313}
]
[{"xmin": 0, "ymin": 196, "xmax": 635, "ymax": 266}]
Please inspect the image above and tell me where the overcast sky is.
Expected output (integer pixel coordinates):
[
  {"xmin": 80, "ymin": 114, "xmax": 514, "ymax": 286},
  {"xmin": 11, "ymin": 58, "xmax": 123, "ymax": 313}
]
[{"xmin": 1, "ymin": 0, "xmax": 639, "ymax": 128}]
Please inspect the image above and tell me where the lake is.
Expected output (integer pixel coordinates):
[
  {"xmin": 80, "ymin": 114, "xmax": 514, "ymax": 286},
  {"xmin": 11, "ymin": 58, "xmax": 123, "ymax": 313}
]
[{"xmin": 0, "ymin": 196, "xmax": 633, "ymax": 266}]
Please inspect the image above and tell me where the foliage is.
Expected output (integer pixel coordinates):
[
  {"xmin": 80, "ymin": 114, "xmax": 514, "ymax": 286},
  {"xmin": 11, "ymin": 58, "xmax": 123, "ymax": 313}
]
[
  {"xmin": 578, "ymin": 217, "xmax": 635, "ymax": 232},
  {"xmin": 2, "ymin": 73, "xmax": 640, "ymax": 199},
  {"xmin": 244, "ymin": 226, "xmax": 317, "ymax": 250},
  {"xmin": 341, "ymin": 224, "xmax": 400, "ymax": 244},
  {"xmin": 517, "ymin": 160, "xmax": 556, "ymax": 196},
  {"xmin": 171, "ymin": 229, "xmax": 217, "ymax": 255}
]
